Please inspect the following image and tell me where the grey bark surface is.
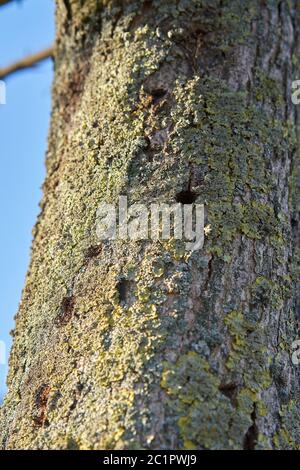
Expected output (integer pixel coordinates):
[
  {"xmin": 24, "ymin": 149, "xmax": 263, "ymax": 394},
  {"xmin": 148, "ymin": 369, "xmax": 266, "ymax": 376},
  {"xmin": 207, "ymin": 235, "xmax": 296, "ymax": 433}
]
[{"xmin": 0, "ymin": 0, "xmax": 300, "ymax": 450}]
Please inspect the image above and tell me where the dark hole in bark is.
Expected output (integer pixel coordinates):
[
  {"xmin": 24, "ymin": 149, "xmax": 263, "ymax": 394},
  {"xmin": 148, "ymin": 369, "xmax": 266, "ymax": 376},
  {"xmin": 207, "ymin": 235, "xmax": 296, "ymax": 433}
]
[
  {"xmin": 151, "ymin": 88, "xmax": 167, "ymax": 104},
  {"xmin": 117, "ymin": 278, "xmax": 134, "ymax": 305},
  {"xmin": 291, "ymin": 217, "xmax": 298, "ymax": 228},
  {"xmin": 85, "ymin": 245, "xmax": 102, "ymax": 259},
  {"xmin": 219, "ymin": 382, "xmax": 238, "ymax": 407},
  {"xmin": 56, "ymin": 296, "xmax": 75, "ymax": 326},
  {"xmin": 117, "ymin": 278, "xmax": 129, "ymax": 303},
  {"xmin": 175, "ymin": 189, "xmax": 197, "ymax": 204}
]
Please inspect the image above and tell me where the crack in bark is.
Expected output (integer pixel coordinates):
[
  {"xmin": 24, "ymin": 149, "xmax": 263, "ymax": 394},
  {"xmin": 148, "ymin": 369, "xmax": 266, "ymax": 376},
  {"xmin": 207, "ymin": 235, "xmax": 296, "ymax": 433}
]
[{"xmin": 243, "ymin": 403, "xmax": 258, "ymax": 450}]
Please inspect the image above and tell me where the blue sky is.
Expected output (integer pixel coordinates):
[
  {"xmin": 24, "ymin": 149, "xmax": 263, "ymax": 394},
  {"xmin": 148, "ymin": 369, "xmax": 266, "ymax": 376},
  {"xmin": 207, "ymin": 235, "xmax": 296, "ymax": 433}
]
[{"xmin": 0, "ymin": 0, "xmax": 54, "ymax": 399}]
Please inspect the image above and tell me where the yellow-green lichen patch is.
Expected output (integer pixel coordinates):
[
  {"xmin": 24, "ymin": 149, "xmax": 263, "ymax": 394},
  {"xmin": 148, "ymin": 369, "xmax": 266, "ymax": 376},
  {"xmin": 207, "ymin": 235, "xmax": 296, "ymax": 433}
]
[
  {"xmin": 273, "ymin": 401, "xmax": 300, "ymax": 450},
  {"xmin": 161, "ymin": 352, "xmax": 255, "ymax": 450}
]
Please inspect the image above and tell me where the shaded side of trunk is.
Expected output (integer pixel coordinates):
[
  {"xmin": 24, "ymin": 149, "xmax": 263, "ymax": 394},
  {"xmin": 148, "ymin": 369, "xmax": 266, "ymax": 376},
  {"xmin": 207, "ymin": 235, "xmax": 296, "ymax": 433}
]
[{"xmin": 0, "ymin": 0, "xmax": 300, "ymax": 450}]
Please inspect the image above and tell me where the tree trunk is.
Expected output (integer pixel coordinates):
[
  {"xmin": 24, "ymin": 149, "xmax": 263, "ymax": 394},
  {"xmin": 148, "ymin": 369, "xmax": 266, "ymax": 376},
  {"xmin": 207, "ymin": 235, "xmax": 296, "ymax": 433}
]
[{"xmin": 0, "ymin": 0, "xmax": 299, "ymax": 450}]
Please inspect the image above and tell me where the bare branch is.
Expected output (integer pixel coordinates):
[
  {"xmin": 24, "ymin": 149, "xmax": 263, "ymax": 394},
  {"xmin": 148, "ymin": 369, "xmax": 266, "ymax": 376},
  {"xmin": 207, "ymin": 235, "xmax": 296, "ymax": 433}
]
[
  {"xmin": 0, "ymin": 0, "xmax": 15, "ymax": 6},
  {"xmin": 0, "ymin": 46, "xmax": 54, "ymax": 80}
]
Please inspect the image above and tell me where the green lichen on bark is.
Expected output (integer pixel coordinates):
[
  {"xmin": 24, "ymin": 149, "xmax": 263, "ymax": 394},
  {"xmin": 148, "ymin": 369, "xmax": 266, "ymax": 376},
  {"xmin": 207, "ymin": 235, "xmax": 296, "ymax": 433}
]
[{"xmin": 0, "ymin": 0, "xmax": 299, "ymax": 450}]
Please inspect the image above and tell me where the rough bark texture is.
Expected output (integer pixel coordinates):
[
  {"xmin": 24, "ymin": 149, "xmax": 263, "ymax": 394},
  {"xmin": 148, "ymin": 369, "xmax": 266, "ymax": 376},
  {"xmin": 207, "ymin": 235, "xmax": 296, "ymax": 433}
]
[{"xmin": 0, "ymin": 0, "xmax": 300, "ymax": 450}]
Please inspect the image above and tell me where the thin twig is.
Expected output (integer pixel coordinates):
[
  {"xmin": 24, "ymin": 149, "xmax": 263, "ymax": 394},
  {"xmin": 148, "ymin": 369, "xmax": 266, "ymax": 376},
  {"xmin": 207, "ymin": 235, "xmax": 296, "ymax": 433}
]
[{"xmin": 0, "ymin": 46, "xmax": 54, "ymax": 80}]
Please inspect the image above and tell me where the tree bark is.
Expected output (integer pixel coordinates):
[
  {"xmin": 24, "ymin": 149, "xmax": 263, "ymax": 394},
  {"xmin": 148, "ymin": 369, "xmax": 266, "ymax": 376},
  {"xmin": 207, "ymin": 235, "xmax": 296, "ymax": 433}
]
[{"xmin": 0, "ymin": 0, "xmax": 300, "ymax": 450}]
